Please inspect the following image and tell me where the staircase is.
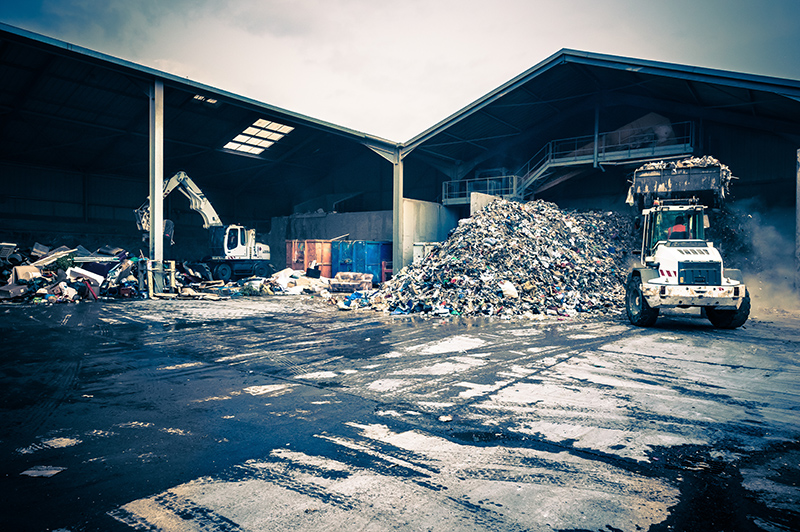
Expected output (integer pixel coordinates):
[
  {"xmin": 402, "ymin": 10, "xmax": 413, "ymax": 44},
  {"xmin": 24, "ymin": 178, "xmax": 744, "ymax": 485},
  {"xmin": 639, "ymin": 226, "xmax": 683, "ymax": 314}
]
[{"xmin": 442, "ymin": 121, "xmax": 694, "ymax": 205}]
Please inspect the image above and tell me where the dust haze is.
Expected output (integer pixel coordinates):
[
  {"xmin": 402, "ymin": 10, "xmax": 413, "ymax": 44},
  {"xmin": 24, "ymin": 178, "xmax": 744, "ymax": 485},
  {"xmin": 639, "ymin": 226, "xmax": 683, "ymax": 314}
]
[{"xmin": 712, "ymin": 200, "xmax": 800, "ymax": 313}]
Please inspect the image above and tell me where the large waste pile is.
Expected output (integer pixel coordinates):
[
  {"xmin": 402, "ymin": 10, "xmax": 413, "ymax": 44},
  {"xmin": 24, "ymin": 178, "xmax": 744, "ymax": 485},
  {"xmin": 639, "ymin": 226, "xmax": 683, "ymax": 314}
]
[{"xmin": 368, "ymin": 199, "xmax": 637, "ymax": 318}]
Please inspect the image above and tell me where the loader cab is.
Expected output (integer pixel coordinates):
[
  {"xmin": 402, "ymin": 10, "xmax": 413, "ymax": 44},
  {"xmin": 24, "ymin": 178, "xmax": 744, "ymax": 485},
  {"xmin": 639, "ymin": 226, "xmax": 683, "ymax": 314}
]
[{"xmin": 641, "ymin": 203, "xmax": 706, "ymax": 260}]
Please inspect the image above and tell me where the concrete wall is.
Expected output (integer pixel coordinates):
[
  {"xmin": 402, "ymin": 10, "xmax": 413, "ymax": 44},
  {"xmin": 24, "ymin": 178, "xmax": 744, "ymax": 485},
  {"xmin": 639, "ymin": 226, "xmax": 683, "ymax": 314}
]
[
  {"xmin": 267, "ymin": 210, "xmax": 393, "ymax": 270},
  {"xmin": 470, "ymin": 192, "xmax": 498, "ymax": 215},
  {"xmin": 402, "ymin": 198, "xmax": 459, "ymax": 267},
  {"xmin": 267, "ymin": 200, "xmax": 459, "ymax": 270}
]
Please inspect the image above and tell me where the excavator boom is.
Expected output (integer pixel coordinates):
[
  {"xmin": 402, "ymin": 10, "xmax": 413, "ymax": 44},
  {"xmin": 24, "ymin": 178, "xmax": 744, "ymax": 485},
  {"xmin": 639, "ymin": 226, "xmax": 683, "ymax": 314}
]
[{"xmin": 134, "ymin": 171, "xmax": 223, "ymax": 232}]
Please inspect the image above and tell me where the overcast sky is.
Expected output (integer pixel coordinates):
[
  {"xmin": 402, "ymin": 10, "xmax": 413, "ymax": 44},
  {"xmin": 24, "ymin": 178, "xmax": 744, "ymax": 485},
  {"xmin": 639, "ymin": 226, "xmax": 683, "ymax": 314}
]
[{"xmin": 2, "ymin": 0, "xmax": 799, "ymax": 141}]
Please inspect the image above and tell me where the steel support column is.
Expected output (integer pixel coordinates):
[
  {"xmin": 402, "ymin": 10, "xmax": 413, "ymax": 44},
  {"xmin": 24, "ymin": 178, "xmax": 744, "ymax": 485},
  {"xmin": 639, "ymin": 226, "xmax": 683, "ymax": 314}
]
[
  {"xmin": 593, "ymin": 105, "xmax": 600, "ymax": 168},
  {"xmin": 392, "ymin": 149, "xmax": 404, "ymax": 273},
  {"xmin": 796, "ymin": 148, "xmax": 800, "ymax": 291},
  {"xmin": 149, "ymin": 79, "xmax": 164, "ymax": 262},
  {"xmin": 364, "ymin": 142, "xmax": 408, "ymax": 272}
]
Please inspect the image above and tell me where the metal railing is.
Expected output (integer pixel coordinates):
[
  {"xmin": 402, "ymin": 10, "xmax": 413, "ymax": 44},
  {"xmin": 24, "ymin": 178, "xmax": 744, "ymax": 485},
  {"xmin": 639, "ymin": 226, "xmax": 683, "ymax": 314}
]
[
  {"xmin": 442, "ymin": 174, "xmax": 520, "ymax": 205},
  {"xmin": 517, "ymin": 121, "xmax": 694, "ymax": 193},
  {"xmin": 441, "ymin": 121, "xmax": 694, "ymax": 205}
]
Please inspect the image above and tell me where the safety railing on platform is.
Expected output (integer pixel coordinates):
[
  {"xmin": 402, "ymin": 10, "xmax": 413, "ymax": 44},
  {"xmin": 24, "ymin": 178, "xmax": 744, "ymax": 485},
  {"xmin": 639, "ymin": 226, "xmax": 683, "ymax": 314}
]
[
  {"xmin": 517, "ymin": 121, "xmax": 694, "ymax": 193},
  {"xmin": 441, "ymin": 122, "xmax": 694, "ymax": 205},
  {"xmin": 442, "ymin": 174, "xmax": 520, "ymax": 205}
]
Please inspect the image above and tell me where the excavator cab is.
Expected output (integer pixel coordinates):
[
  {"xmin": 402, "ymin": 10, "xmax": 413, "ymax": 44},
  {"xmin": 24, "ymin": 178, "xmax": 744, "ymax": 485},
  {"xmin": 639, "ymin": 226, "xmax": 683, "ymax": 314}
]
[{"xmin": 224, "ymin": 225, "xmax": 249, "ymax": 258}]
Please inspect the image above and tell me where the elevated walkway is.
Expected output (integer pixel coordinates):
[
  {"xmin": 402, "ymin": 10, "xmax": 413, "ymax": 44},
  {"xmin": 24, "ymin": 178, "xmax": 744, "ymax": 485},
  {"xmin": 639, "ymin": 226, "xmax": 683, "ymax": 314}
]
[{"xmin": 442, "ymin": 121, "xmax": 694, "ymax": 205}]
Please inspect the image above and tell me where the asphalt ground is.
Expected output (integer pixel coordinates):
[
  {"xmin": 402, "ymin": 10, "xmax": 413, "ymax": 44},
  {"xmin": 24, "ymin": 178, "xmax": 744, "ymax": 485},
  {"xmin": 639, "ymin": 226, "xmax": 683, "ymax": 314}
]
[{"xmin": 1, "ymin": 297, "xmax": 798, "ymax": 531}]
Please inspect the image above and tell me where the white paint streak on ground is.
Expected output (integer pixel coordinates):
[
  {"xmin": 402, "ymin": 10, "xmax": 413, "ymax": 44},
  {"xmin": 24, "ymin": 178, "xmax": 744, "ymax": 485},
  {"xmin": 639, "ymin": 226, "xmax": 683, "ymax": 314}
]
[
  {"xmin": 527, "ymin": 345, "xmax": 559, "ymax": 353},
  {"xmin": 455, "ymin": 381, "xmax": 511, "ymax": 399},
  {"xmin": 85, "ymin": 429, "xmax": 115, "ymax": 438},
  {"xmin": 17, "ymin": 437, "xmax": 82, "ymax": 454},
  {"xmin": 193, "ymin": 394, "xmax": 235, "ymax": 402},
  {"xmin": 408, "ymin": 335, "xmax": 487, "ymax": 354},
  {"xmin": 158, "ymin": 362, "xmax": 205, "ymax": 371},
  {"xmin": 243, "ymin": 384, "xmax": 297, "ymax": 397},
  {"xmin": 214, "ymin": 351, "xmax": 265, "ymax": 363},
  {"xmin": 393, "ymin": 357, "xmax": 486, "ymax": 376},
  {"xmin": 45, "ymin": 437, "xmax": 81, "ymax": 449},
  {"xmin": 271, "ymin": 449, "xmax": 350, "ymax": 472},
  {"xmin": 117, "ymin": 421, "xmax": 155, "ymax": 429},
  {"xmin": 416, "ymin": 401, "xmax": 455, "ymax": 409},
  {"xmin": 505, "ymin": 328, "xmax": 545, "ymax": 337},
  {"xmin": 367, "ymin": 379, "xmax": 410, "ymax": 392},
  {"xmin": 295, "ymin": 371, "xmax": 338, "ymax": 380},
  {"xmin": 21, "ymin": 466, "xmax": 66, "ymax": 477},
  {"xmin": 161, "ymin": 428, "xmax": 192, "ymax": 436},
  {"xmin": 567, "ymin": 333, "xmax": 600, "ymax": 340}
]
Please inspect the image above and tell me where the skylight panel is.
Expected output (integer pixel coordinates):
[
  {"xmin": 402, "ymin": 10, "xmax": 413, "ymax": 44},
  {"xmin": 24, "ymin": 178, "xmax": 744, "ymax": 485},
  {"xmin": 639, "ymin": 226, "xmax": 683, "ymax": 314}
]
[
  {"xmin": 224, "ymin": 118, "xmax": 293, "ymax": 156},
  {"xmin": 193, "ymin": 94, "xmax": 219, "ymax": 106}
]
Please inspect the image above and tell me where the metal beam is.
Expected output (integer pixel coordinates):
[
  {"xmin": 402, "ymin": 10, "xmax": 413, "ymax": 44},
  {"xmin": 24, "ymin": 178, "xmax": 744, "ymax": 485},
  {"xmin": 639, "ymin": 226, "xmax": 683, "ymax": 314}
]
[
  {"xmin": 364, "ymin": 143, "xmax": 405, "ymax": 272},
  {"xmin": 593, "ymin": 105, "xmax": 599, "ymax": 168},
  {"xmin": 149, "ymin": 79, "xmax": 164, "ymax": 262},
  {"xmin": 392, "ymin": 148, "xmax": 404, "ymax": 273},
  {"xmin": 796, "ymin": 148, "xmax": 800, "ymax": 292},
  {"xmin": 604, "ymin": 91, "xmax": 800, "ymax": 137}
]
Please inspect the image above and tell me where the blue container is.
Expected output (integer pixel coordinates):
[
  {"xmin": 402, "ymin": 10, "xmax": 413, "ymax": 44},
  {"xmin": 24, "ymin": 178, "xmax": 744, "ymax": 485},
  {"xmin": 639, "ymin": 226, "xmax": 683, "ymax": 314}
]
[
  {"xmin": 331, "ymin": 240, "xmax": 392, "ymax": 282},
  {"xmin": 354, "ymin": 241, "xmax": 392, "ymax": 282},
  {"xmin": 331, "ymin": 240, "xmax": 355, "ymax": 275}
]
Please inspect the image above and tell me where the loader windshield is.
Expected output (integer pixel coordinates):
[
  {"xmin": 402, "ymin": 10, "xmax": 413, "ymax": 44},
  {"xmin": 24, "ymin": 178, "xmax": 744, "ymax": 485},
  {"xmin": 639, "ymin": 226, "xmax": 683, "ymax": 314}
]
[{"xmin": 647, "ymin": 208, "xmax": 705, "ymax": 254}]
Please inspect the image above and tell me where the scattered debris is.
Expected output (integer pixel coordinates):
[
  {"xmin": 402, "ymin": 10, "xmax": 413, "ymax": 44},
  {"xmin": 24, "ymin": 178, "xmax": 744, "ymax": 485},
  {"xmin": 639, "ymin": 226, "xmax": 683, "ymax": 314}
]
[{"xmin": 2, "ymin": 195, "xmax": 755, "ymax": 321}]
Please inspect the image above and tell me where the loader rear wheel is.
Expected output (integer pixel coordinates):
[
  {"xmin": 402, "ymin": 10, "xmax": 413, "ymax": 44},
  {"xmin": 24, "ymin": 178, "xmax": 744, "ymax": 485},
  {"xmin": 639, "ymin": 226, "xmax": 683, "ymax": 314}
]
[
  {"xmin": 706, "ymin": 290, "xmax": 750, "ymax": 329},
  {"xmin": 626, "ymin": 277, "xmax": 659, "ymax": 327},
  {"xmin": 214, "ymin": 262, "xmax": 233, "ymax": 283}
]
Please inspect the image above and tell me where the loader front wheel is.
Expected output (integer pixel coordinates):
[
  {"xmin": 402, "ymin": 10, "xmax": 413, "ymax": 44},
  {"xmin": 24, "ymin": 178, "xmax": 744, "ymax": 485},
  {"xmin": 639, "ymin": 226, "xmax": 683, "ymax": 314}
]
[
  {"xmin": 626, "ymin": 277, "xmax": 659, "ymax": 327},
  {"xmin": 706, "ymin": 290, "xmax": 750, "ymax": 329}
]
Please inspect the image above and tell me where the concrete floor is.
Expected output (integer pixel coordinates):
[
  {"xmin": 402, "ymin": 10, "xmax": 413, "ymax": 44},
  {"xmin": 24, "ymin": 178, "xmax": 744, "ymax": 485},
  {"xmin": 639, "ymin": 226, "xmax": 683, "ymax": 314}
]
[{"xmin": 1, "ymin": 297, "xmax": 798, "ymax": 531}]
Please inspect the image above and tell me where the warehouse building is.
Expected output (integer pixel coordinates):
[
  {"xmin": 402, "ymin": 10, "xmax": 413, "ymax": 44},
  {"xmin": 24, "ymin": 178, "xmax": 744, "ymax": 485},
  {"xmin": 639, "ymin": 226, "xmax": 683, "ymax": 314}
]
[{"xmin": 1, "ymin": 23, "xmax": 799, "ymax": 273}]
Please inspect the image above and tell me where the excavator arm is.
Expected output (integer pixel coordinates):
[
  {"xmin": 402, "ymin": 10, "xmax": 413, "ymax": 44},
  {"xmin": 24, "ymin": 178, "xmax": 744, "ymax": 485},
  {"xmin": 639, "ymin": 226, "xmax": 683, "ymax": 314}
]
[{"xmin": 135, "ymin": 171, "xmax": 223, "ymax": 232}]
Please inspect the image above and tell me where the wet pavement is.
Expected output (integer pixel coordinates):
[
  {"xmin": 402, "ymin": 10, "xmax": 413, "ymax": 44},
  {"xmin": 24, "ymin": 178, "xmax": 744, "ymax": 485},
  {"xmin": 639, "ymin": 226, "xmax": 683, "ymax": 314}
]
[{"xmin": 1, "ymin": 298, "xmax": 798, "ymax": 531}]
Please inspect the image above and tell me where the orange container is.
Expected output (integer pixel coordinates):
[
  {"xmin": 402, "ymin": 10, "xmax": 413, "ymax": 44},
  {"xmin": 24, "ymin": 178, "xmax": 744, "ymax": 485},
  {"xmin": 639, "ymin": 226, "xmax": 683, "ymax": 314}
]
[{"xmin": 285, "ymin": 239, "xmax": 332, "ymax": 278}]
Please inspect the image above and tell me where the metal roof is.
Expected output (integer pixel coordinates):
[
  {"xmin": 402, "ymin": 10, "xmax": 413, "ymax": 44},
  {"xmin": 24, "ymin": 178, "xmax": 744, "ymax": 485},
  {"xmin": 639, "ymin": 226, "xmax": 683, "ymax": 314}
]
[
  {"xmin": 402, "ymin": 49, "xmax": 800, "ymax": 185},
  {"xmin": 0, "ymin": 22, "xmax": 396, "ymax": 211},
  {"xmin": 3, "ymin": 22, "xmax": 799, "ymax": 214}
]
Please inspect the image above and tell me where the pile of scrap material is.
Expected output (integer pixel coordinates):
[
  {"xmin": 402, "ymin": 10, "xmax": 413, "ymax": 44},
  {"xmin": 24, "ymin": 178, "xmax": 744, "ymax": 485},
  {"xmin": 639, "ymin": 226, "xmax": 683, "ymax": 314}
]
[
  {"xmin": 0, "ymin": 238, "xmax": 338, "ymax": 304},
  {"xmin": 370, "ymin": 198, "xmax": 637, "ymax": 318},
  {"xmin": 0, "ymin": 242, "xmax": 142, "ymax": 303}
]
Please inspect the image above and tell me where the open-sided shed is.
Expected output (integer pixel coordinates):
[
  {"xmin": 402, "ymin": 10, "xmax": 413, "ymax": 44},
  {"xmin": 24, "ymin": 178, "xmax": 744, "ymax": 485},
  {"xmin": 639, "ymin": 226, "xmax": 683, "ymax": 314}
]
[{"xmin": 2, "ymin": 23, "xmax": 799, "ymax": 270}]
